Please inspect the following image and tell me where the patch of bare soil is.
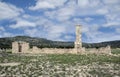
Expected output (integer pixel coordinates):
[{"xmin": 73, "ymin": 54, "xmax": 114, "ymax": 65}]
[{"xmin": 0, "ymin": 62, "xmax": 21, "ymax": 66}]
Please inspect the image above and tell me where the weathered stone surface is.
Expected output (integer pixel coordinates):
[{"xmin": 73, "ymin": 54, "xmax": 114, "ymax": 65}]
[
  {"xmin": 12, "ymin": 41, "xmax": 29, "ymax": 53},
  {"xmin": 75, "ymin": 25, "xmax": 82, "ymax": 49}
]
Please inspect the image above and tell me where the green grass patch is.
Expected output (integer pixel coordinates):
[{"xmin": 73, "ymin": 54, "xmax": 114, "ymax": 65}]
[
  {"xmin": 112, "ymin": 49, "xmax": 120, "ymax": 54},
  {"xmin": 46, "ymin": 54, "xmax": 120, "ymax": 65},
  {"xmin": 0, "ymin": 53, "xmax": 120, "ymax": 65}
]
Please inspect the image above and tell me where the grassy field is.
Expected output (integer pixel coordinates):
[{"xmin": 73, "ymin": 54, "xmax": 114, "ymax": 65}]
[
  {"xmin": 112, "ymin": 48, "xmax": 120, "ymax": 54},
  {"xmin": 0, "ymin": 49, "xmax": 120, "ymax": 77}
]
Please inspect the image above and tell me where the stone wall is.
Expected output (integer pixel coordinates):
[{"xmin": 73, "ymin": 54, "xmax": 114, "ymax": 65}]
[
  {"xmin": 11, "ymin": 25, "xmax": 111, "ymax": 55},
  {"xmin": 12, "ymin": 42, "xmax": 19, "ymax": 53},
  {"xmin": 12, "ymin": 41, "xmax": 111, "ymax": 54},
  {"xmin": 86, "ymin": 46, "xmax": 111, "ymax": 54},
  {"xmin": 12, "ymin": 41, "xmax": 29, "ymax": 53},
  {"xmin": 31, "ymin": 46, "xmax": 77, "ymax": 54},
  {"xmin": 21, "ymin": 42, "xmax": 29, "ymax": 53}
]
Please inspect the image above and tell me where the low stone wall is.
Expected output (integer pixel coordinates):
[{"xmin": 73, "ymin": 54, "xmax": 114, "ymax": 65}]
[
  {"xmin": 31, "ymin": 46, "xmax": 77, "ymax": 54},
  {"xmin": 12, "ymin": 42, "xmax": 111, "ymax": 55},
  {"xmin": 29, "ymin": 46, "xmax": 111, "ymax": 54},
  {"xmin": 86, "ymin": 46, "xmax": 111, "ymax": 54}
]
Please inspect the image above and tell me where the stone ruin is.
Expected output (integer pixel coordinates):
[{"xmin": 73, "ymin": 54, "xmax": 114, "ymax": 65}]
[
  {"xmin": 12, "ymin": 41, "xmax": 29, "ymax": 53},
  {"xmin": 12, "ymin": 25, "xmax": 111, "ymax": 54}
]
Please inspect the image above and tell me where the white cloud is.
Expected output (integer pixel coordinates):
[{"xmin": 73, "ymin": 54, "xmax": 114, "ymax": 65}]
[
  {"xmin": 78, "ymin": 0, "xmax": 89, "ymax": 7},
  {"xmin": 1, "ymin": 0, "xmax": 120, "ymax": 43},
  {"xmin": 9, "ymin": 18, "xmax": 36, "ymax": 29},
  {"xmin": 19, "ymin": 0, "xmax": 120, "ymax": 42},
  {"xmin": 29, "ymin": 0, "xmax": 67, "ymax": 10},
  {"xmin": 92, "ymin": 33, "xmax": 120, "ymax": 43},
  {"xmin": 96, "ymin": 8, "xmax": 109, "ymax": 15},
  {"xmin": 24, "ymin": 28, "xmax": 38, "ymax": 36},
  {"xmin": 64, "ymin": 35, "xmax": 74, "ymax": 41},
  {"xmin": 29, "ymin": 1, "xmax": 55, "ymax": 10},
  {"xmin": 47, "ymin": 6, "xmax": 75, "ymax": 21},
  {"xmin": 84, "ymin": 17, "xmax": 93, "ymax": 22},
  {"xmin": 2, "ymin": 32, "xmax": 13, "ymax": 37},
  {"xmin": 116, "ymin": 28, "xmax": 120, "ymax": 33},
  {"xmin": 0, "ymin": 26, "xmax": 14, "ymax": 37},
  {"xmin": 104, "ymin": 22, "xmax": 120, "ymax": 27},
  {"xmin": 77, "ymin": 0, "xmax": 100, "ymax": 8},
  {"xmin": 44, "ymin": 25, "xmax": 66, "ymax": 41},
  {"xmin": 43, "ymin": 0, "xmax": 108, "ymax": 22},
  {"xmin": 0, "ymin": 26, "xmax": 5, "ymax": 31},
  {"xmin": 103, "ymin": 0, "xmax": 120, "ymax": 4},
  {"xmin": 47, "ymin": 26, "xmax": 66, "ymax": 34},
  {"xmin": 81, "ymin": 24, "xmax": 103, "ymax": 43},
  {"xmin": 24, "ymin": 25, "xmax": 66, "ymax": 41},
  {"xmin": 0, "ymin": 2, "xmax": 23, "ymax": 20}
]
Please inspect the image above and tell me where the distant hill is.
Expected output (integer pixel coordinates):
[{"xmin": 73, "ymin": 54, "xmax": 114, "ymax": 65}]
[
  {"xmin": 0, "ymin": 36, "xmax": 74, "ymax": 49},
  {"xmin": 85, "ymin": 40, "xmax": 120, "ymax": 48},
  {"xmin": 0, "ymin": 36, "xmax": 120, "ymax": 49}
]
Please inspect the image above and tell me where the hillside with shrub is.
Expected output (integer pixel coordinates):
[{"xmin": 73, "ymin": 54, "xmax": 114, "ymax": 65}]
[{"xmin": 0, "ymin": 36, "xmax": 120, "ymax": 49}]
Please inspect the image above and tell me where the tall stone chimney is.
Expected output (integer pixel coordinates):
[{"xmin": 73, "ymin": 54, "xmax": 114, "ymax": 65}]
[{"xmin": 74, "ymin": 25, "xmax": 82, "ymax": 49}]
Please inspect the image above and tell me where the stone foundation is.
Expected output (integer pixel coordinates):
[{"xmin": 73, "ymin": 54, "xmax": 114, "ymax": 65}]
[{"xmin": 12, "ymin": 41, "xmax": 111, "ymax": 54}]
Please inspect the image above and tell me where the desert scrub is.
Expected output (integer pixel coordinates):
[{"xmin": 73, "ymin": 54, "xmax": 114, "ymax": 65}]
[
  {"xmin": 112, "ymin": 48, "xmax": 120, "ymax": 54},
  {"xmin": 46, "ymin": 54, "xmax": 120, "ymax": 65},
  {"xmin": 0, "ymin": 54, "xmax": 120, "ymax": 65}
]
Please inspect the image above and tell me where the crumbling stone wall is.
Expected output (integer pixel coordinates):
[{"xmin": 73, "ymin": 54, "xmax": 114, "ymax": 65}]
[
  {"xmin": 98, "ymin": 45, "xmax": 111, "ymax": 54},
  {"xmin": 12, "ymin": 41, "xmax": 29, "ymax": 53},
  {"xmin": 12, "ymin": 25, "xmax": 111, "ymax": 54},
  {"xmin": 32, "ymin": 46, "xmax": 77, "ymax": 54},
  {"xmin": 12, "ymin": 42, "xmax": 19, "ymax": 53},
  {"xmin": 12, "ymin": 41, "xmax": 111, "ymax": 54},
  {"xmin": 87, "ymin": 46, "xmax": 111, "ymax": 54},
  {"xmin": 21, "ymin": 42, "xmax": 29, "ymax": 53}
]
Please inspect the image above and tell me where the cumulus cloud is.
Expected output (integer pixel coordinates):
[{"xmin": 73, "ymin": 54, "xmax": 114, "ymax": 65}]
[
  {"xmin": 104, "ymin": 22, "xmax": 120, "ymax": 27},
  {"xmin": 96, "ymin": 8, "xmax": 109, "ymax": 15},
  {"xmin": 45, "ymin": 6, "xmax": 75, "ymax": 21},
  {"xmin": 84, "ymin": 17, "xmax": 93, "ymax": 22},
  {"xmin": 92, "ymin": 33, "xmax": 120, "ymax": 43},
  {"xmin": 13, "ymin": 0, "xmax": 120, "ymax": 42},
  {"xmin": 103, "ymin": 0, "xmax": 120, "ymax": 4},
  {"xmin": 0, "ymin": 26, "xmax": 14, "ymax": 37},
  {"xmin": 0, "ymin": 2, "xmax": 23, "ymax": 20},
  {"xmin": 1, "ymin": 0, "xmax": 120, "ymax": 42},
  {"xmin": 29, "ymin": 0, "xmax": 67, "ymax": 10},
  {"xmin": 116, "ymin": 28, "xmax": 120, "ymax": 33},
  {"xmin": 9, "ymin": 18, "xmax": 36, "ymax": 29},
  {"xmin": 0, "ymin": 26, "xmax": 5, "ymax": 31},
  {"xmin": 24, "ymin": 28, "xmax": 38, "ymax": 37}
]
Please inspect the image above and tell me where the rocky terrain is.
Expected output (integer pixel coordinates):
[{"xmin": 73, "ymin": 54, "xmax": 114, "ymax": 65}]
[{"xmin": 0, "ymin": 54, "xmax": 120, "ymax": 77}]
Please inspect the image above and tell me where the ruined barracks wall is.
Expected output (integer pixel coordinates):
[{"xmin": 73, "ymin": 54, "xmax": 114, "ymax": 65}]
[
  {"xmin": 12, "ymin": 41, "xmax": 111, "ymax": 54},
  {"xmin": 12, "ymin": 42, "xmax": 78, "ymax": 54},
  {"xmin": 12, "ymin": 42, "xmax": 19, "ymax": 53},
  {"xmin": 31, "ymin": 46, "xmax": 77, "ymax": 54},
  {"xmin": 12, "ymin": 25, "xmax": 111, "ymax": 54},
  {"xmin": 86, "ymin": 46, "xmax": 111, "ymax": 54},
  {"xmin": 12, "ymin": 41, "xmax": 29, "ymax": 53}
]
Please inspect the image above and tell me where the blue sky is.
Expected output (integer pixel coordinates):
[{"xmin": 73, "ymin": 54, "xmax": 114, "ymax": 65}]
[{"xmin": 0, "ymin": 0, "xmax": 120, "ymax": 43}]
